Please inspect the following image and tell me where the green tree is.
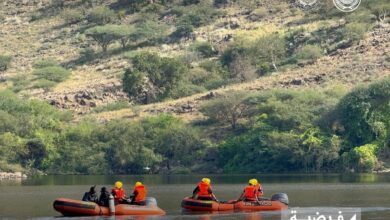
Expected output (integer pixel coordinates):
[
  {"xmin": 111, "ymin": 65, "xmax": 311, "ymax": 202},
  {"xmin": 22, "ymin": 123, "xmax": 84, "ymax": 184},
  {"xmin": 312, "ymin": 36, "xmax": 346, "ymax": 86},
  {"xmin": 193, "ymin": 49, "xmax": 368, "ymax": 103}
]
[
  {"xmin": 123, "ymin": 52, "xmax": 188, "ymax": 103},
  {"xmin": 85, "ymin": 25, "xmax": 121, "ymax": 52},
  {"xmin": 201, "ymin": 91, "xmax": 248, "ymax": 130}
]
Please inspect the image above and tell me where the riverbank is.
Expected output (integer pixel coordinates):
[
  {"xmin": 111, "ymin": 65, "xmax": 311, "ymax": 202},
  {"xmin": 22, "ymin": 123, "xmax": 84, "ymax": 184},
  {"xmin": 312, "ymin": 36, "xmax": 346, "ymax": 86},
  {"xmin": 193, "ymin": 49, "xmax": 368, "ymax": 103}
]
[{"xmin": 0, "ymin": 172, "xmax": 27, "ymax": 180}]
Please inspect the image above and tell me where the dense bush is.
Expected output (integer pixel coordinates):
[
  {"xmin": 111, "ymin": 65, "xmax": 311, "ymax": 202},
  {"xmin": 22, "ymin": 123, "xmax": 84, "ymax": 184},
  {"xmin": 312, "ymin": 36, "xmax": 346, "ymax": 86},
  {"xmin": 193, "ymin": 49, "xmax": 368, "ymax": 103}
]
[
  {"xmin": 0, "ymin": 89, "xmax": 207, "ymax": 174},
  {"xmin": 217, "ymin": 89, "xmax": 342, "ymax": 172},
  {"xmin": 0, "ymin": 55, "xmax": 12, "ymax": 71}
]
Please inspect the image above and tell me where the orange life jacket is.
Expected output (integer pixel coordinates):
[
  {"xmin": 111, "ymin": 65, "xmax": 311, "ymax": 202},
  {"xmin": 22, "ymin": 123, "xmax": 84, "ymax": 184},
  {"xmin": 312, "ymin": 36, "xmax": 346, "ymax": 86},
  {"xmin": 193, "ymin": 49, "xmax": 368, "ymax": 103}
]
[
  {"xmin": 255, "ymin": 184, "xmax": 263, "ymax": 197},
  {"xmin": 112, "ymin": 188, "xmax": 125, "ymax": 201},
  {"xmin": 197, "ymin": 182, "xmax": 212, "ymax": 197},
  {"xmin": 133, "ymin": 185, "xmax": 147, "ymax": 202},
  {"xmin": 244, "ymin": 185, "xmax": 257, "ymax": 201}
]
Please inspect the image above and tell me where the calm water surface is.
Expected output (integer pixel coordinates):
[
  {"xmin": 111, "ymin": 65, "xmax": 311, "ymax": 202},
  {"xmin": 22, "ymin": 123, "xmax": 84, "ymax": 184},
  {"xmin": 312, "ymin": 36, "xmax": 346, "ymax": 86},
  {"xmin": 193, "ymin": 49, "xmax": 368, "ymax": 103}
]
[{"xmin": 1, "ymin": 174, "xmax": 390, "ymax": 220}]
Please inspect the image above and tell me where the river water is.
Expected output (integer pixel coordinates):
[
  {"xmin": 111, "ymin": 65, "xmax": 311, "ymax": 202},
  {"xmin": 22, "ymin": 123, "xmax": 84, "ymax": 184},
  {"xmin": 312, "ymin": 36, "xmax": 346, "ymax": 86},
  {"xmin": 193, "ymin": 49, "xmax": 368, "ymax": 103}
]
[{"xmin": 1, "ymin": 174, "xmax": 390, "ymax": 219}]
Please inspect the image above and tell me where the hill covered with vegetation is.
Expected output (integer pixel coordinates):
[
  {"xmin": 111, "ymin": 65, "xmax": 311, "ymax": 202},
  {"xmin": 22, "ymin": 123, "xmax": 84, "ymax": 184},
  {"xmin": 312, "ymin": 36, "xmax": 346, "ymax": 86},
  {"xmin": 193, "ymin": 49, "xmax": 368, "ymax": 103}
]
[{"xmin": 0, "ymin": 0, "xmax": 390, "ymax": 174}]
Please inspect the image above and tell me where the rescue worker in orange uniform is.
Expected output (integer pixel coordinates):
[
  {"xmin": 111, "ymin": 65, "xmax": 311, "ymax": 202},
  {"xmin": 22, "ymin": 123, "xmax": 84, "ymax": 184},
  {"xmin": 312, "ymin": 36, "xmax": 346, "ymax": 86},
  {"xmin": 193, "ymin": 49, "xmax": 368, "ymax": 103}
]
[
  {"xmin": 238, "ymin": 179, "xmax": 263, "ymax": 202},
  {"xmin": 112, "ymin": 181, "xmax": 126, "ymax": 204},
  {"xmin": 192, "ymin": 178, "xmax": 218, "ymax": 201},
  {"xmin": 130, "ymin": 182, "xmax": 147, "ymax": 205}
]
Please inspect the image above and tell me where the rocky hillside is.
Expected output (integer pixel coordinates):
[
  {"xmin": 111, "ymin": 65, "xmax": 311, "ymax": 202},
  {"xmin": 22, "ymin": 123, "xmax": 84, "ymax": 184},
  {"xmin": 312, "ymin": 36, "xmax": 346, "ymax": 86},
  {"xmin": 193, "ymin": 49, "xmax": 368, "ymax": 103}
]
[{"xmin": 0, "ymin": 0, "xmax": 389, "ymax": 119}]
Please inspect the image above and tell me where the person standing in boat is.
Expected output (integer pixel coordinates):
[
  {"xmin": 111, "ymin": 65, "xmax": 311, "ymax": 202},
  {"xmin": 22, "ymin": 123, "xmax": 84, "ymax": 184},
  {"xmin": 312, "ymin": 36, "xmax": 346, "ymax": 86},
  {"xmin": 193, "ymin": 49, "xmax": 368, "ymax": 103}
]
[
  {"xmin": 82, "ymin": 185, "xmax": 98, "ymax": 203},
  {"xmin": 129, "ymin": 182, "xmax": 147, "ymax": 205},
  {"xmin": 192, "ymin": 178, "xmax": 218, "ymax": 201},
  {"xmin": 238, "ymin": 179, "xmax": 263, "ymax": 202},
  {"xmin": 112, "ymin": 181, "xmax": 126, "ymax": 204}
]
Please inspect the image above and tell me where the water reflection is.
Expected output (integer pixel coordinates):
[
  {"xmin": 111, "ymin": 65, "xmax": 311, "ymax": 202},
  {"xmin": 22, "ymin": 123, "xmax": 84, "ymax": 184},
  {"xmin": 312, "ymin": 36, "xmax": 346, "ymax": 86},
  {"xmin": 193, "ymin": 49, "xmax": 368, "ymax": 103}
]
[
  {"xmin": 19, "ymin": 173, "xmax": 390, "ymax": 186},
  {"xmin": 2, "ymin": 174, "xmax": 390, "ymax": 219}
]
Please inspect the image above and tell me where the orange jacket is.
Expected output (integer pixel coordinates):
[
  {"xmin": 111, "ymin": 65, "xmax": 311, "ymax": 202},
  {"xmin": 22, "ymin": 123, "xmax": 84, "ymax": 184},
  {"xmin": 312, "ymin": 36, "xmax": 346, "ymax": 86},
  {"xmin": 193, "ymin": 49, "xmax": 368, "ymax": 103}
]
[
  {"xmin": 112, "ymin": 188, "xmax": 125, "ymax": 201},
  {"xmin": 133, "ymin": 185, "xmax": 147, "ymax": 202},
  {"xmin": 197, "ymin": 182, "xmax": 212, "ymax": 197},
  {"xmin": 244, "ymin": 185, "xmax": 257, "ymax": 201}
]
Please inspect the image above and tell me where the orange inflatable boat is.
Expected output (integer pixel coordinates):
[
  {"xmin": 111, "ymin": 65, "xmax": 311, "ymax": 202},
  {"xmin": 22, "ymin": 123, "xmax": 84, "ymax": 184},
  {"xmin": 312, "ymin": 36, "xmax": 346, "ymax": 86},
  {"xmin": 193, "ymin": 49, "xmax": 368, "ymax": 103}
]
[
  {"xmin": 181, "ymin": 197, "xmax": 234, "ymax": 212},
  {"xmin": 53, "ymin": 197, "xmax": 166, "ymax": 216},
  {"xmin": 182, "ymin": 193, "xmax": 288, "ymax": 212},
  {"xmin": 234, "ymin": 193, "xmax": 288, "ymax": 211}
]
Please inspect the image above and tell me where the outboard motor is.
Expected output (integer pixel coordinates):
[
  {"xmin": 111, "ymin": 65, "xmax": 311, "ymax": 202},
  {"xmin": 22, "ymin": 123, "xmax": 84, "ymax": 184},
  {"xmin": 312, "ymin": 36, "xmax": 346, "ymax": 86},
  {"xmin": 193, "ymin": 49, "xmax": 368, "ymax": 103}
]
[
  {"xmin": 145, "ymin": 197, "xmax": 158, "ymax": 207},
  {"xmin": 271, "ymin": 193, "xmax": 289, "ymax": 205},
  {"xmin": 109, "ymin": 194, "xmax": 115, "ymax": 215}
]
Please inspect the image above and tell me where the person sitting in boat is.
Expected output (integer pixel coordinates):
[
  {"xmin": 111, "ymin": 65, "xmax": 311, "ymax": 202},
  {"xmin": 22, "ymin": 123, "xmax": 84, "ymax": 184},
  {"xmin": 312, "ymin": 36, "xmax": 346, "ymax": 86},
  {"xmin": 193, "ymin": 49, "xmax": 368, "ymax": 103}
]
[
  {"xmin": 99, "ymin": 187, "xmax": 110, "ymax": 207},
  {"xmin": 253, "ymin": 179, "xmax": 263, "ymax": 198},
  {"xmin": 82, "ymin": 185, "xmax": 98, "ymax": 203},
  {"xmin": 129, "ymin": 182, "xmax": 147, "ymax": 205},
  {"xmin": 238, "ymin": 179, "xmax": 263, "ymax": 202},
  {"xmin": 192, "ymin": 178, "xmax": 218, "ymax": 201},
  {"xmin": 112, "ymin": 181, "xmax": 126, "ymax": 204}
]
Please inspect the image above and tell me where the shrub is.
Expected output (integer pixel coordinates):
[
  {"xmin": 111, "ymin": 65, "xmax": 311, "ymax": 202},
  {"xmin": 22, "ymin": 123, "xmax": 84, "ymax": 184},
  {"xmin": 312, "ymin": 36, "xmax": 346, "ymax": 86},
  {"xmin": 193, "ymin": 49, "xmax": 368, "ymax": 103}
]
[
  {"xmin": 251, "ymin": 33, "xmax": 286, "ymax": 71},
  {"xmin": 9, "ymin": 75, "xmax": 30, "ymax": 93},
  {"xmin": 61, "ymin": 8, "xmax": 85, "ymax": 24},
  {"xmin": 183, "ymin": 0, "xmax": 200, "ymax": 5},
  {"xmin": 29, "ymin": 11, "xmax": 41, "ymax": 21},
  {"xmin": 214, "ymin": 0, "xmax": 230, "ymax": 7},
  {"xmin": 340, "ymin": 22, "xmax": 370, "ymax": 42},
  {"xmin": 295, "ymin": 45, "xmax": 323, "ymax": 62},
  {"xmin": 133, "ymin": 20, "xmax": 168, "ymax": 44},
  {"xmin": 32, "ymin": 79, "xmax": 57, "ymax": 91},
  {"xmin": 87, "ymin": 6, "xmax": 116, "ymax": 25},
  {"xmin": 79, "ymin": 47, "xmax": 96, "ymax": 63},
  {"xmin": 0, "ymin": 55, "xmax": 12, "ymax": 71},
  {"xmin": 169, "ymin": 84, "xmax": 206, "ymax": 99},
  {"xmin": 190, "ymin": 42, "xmax": 216, "ymax": 58},
  {"xmin": 177, "ymin": 6, "xmax": 221, "ymax": 28},
  {"xmin": 352, "ymin": 144, "xmax": 379, "ymax": 172},
  {"xmin": 171, "ymin": 23, "xmax": 194, "ymax": 40},
  {"xmin": 33, "ymin": 58, "xmax": 59, "ymax": 69},
  {"xmin": 33, "ymin": 66, "xmax": 71, "ymax": 82},
  {"xmin": 228, "ymin": 55, "xmax": 257, "ymax": 82},
  {"xmin": 92, "ymin": 101, "xmax": 130, "ymax": 113},
  {"xmin": 248, "ymin": 8, "xmax": 267, "ymax": 21}
]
